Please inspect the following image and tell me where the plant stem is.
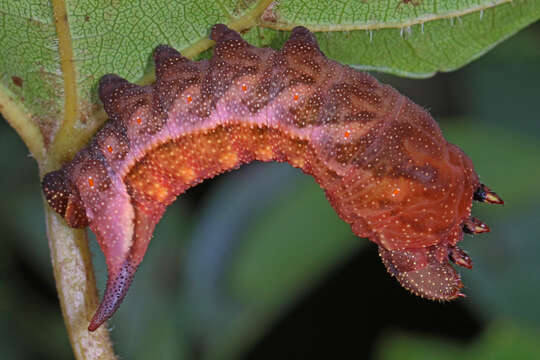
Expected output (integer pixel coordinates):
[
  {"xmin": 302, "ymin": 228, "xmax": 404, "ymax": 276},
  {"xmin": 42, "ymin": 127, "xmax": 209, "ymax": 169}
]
[
  {"xmin": 44, "ymin": 203, "xmax": 116, "ymax": 360},
  {"xmin": 0, "ymin": 88, "xmax": 45, "ymax": 164}
]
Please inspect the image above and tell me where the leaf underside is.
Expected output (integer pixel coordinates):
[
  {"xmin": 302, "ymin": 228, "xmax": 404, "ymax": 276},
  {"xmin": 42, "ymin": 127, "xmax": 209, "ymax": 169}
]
[{"xmin": 1, "ymin": 0, "xmax": 538, "ymax": 161}]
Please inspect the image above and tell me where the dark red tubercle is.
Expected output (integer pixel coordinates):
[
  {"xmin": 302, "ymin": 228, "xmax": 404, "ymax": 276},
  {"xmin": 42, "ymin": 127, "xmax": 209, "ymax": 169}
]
[
  {"xmin": 40, "ymin": 24, "xmax": 503, "ymax": 332},
  {"xmin": 98, "ymin": 74, "xmax": 153, "ymax": 124},
  {"xmin": 210, "ymin": 23, "xmax": 243, "ymax": 42}
]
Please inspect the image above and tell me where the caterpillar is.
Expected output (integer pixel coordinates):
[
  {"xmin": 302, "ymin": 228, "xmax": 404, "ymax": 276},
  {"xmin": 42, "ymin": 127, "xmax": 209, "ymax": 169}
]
[{"xmin": 42, "ymin": 24, "xmax": 503, "ymax": 332}]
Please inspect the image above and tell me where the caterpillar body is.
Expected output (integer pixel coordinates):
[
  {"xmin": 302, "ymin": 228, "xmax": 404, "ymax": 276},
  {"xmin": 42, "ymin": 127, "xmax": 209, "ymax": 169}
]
[{"xmin": 42, "ymin": 24, "xmax": 503, "ymax": 331}]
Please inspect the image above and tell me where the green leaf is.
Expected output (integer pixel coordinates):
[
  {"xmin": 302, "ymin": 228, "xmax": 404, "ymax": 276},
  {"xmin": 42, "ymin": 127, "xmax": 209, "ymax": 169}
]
[
  {"xmin": 0, "ymin": 0, "xmax": 274, "ymax": 164},
  {"xmin": 252, "ymin": 0, "xmax": 540, "ymax": 77},
  {"xmin": 2, "ymin": 1, "xmax": 537, "ymax": 164}
]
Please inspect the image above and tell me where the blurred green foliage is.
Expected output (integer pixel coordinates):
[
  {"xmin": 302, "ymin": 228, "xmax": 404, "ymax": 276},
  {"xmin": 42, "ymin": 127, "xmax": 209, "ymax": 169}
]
[
  {"xmin": 1, "ymin": 14, "xmax": 539, "ymax": 360},
  {"xmin": 377, "ymin": 321, "xmax": 540, "ymax": 360}
]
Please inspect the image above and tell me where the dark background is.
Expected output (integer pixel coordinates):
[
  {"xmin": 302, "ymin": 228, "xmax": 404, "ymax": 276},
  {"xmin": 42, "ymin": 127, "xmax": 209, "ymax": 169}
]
[{"xmin": 1, "ymin": 22, "xmax": 539, "ymax": 360}]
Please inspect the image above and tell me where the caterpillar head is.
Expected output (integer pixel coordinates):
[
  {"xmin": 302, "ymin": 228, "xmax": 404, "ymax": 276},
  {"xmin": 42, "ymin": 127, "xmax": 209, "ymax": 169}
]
[{"xmin": 42, "ymin": 169, "xmax": 89, "ymax": 228}]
